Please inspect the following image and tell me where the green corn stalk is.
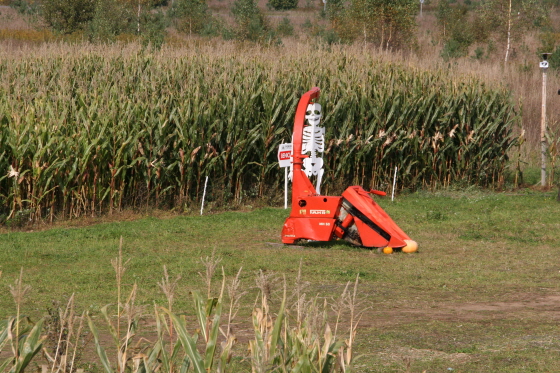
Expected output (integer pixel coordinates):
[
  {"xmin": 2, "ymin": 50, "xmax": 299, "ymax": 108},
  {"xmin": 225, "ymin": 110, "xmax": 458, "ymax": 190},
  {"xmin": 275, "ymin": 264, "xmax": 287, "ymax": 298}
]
[
  {"xmin": 163, "ymin": 279, "xmax": 227, "ymax": 373},
  {"xmin": 0, "ymin": 47, "xmax": 518, "ymax": 221},
  {"xmin": 0, "ymin": 317, "xmax": 46, "ymax": 373}
]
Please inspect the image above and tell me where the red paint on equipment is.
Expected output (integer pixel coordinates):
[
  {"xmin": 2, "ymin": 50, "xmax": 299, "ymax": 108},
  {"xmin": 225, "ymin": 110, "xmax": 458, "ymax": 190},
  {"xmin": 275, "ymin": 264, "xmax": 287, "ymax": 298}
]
[{"xmin": 281, "ymin": 88, "xmax": 418, "ymax": 253}]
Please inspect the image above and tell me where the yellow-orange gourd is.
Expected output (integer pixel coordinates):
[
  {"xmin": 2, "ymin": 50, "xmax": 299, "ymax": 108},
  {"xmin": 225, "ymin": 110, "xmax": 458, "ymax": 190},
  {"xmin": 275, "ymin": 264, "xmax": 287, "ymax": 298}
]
[{"xmin": 382, "ymin": 246, "xmax": 393, "ymax": 254}]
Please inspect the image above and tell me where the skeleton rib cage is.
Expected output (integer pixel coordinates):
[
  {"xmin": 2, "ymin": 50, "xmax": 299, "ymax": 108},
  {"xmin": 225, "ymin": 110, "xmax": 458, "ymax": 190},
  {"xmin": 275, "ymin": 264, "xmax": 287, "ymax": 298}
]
[{"xmin": 289, "ymin": 103, "xmax": 325, "ymax": 194}]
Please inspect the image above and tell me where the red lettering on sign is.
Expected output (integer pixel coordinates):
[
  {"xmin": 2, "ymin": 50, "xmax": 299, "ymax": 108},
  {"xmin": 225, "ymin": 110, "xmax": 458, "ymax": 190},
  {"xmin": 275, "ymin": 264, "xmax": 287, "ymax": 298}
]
[{"xmin": 279, "ymin": 151, "xmax": 291, "ymax": 160}]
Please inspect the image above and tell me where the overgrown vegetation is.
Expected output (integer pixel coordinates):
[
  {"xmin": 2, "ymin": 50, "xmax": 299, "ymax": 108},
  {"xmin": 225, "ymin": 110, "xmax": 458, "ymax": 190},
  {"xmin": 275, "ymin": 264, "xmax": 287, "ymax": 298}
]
[
  {"xmin": 231, "ymin": 0, "xmax": 275, "ymax": 42},
  {"xmin": 169, "ymin": 0, "xmax": 211, "ymax": 37},
  {"xmin": 267, "ymin": 0, "xmax": 298, "ymax": 11},
  {"xmin": 2, "ymin": 0, "xmax": 557, "ymax": 56},
  {"xmin": 1, "ymin": 240, "xmax": 364, "ymax": 372},
  {"xmin": 329, "ymin": 0, "xmax": 418, "ymax": 49}
]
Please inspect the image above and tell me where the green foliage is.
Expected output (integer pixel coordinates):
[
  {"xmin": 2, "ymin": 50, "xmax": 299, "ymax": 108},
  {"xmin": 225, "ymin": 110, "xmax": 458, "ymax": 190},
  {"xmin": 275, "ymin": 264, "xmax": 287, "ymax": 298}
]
[
  {"xmin": 477, "ymin": 0, "xmax": 549, "ymax": 42},
  {"xmin": 276, "ymin": 17, "xmax": 294, "ymax": 37},
  {"xmin": 0, "ymin": 317, "xmax": 46, "ymax": 373},
  {"xmin": 437, "ymin": 1, "xmax": 474, "ymax": 60},
  {"xmin": 41, "ymin": 0, "xmax": 96, "ymax": 34},
  {"xmin": 267, "ymin": 0, "xmax": 298, "ymax": 11},
  {"xmin": 170, "ymin": 0, "xmax": 210, "ymax": 36},
  {"xmin": 199, "ymin": 18, "xmax": 224, "ymax": 37},
  {"xmin": 9, "ymin": 0, "xmax": 40, "ymax": 15},
  {"xmin": 312, "ymin": 24, "xmax": 342, "ymax": 45},
  {"xmin": 87, "ymin": 0, "xmax": 134, "ymax": 43},
  {"xmin": 301, "ymin": 17, "xmax": 312, "ymax": 29},
  {"xmin": 472, "ymin": 0, "xmax": 548, "ymax": 60},
  {"xmin": 435, "ymin": 0, "xmax": 452, "ymax": 38},
  {"xmin": 40, "ymin": 0, "xmax": 169, "ymax": 40},
  {"xmin": 141, "ymin": 10, "xmax": 167, "ymax": 49},
  {"xmin": 538, "ymin": 31, "xmax": 559, "ymax": 54},
  {"xmin": 0, "ymin": 47, "xmax": 517, "ymax": 221},
  {"xmin": 472, "ymin": 46, "xmax": 484, "ymax": 59},
  {"xmin": 325, "ymin": 0, "xmax": 344, "ymax": 22},
  {"xmin": 547, "ymin": 45, "xmax": 560, "ymax": 71},
  {"xmin": 231, "ymin": 0, "xmax": 275, "ymax": 42},
  {"xmin": 441, "ymin": 38, "xmax": 469, "ymax": 60},
  {"xmin": 332, "ymin": 0, "xmax": 418, "ymax": 49}
]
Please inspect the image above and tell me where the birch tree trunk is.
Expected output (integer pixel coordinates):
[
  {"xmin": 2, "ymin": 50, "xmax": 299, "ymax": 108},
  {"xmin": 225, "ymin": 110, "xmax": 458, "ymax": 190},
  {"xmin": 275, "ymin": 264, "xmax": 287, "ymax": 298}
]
[
  {"xmin": 504, "ymin": 0, "xmax": 512, "ymax": 63},
  {"xmin": 137, "ymin": 1, "xmax": 141, "ymax": 34}
]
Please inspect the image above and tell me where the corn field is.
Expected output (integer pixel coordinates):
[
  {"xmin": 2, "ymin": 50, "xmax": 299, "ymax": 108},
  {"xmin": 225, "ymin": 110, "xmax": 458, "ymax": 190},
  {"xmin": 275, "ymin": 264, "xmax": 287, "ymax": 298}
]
[{"xmin": 0, "ymin": 43, "xmax": 518, "ymax": 222}]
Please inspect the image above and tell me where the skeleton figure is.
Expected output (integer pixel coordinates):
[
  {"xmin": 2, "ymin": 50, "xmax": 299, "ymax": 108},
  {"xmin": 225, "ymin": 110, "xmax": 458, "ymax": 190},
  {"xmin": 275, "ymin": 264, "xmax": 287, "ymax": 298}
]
[
  {"xmin": 288, "ymin": 103, "xmax": 325, "ymax": 193},
  {"xmin": 301, "ymin": 103, "xmax": 325, "ymax": 194}
]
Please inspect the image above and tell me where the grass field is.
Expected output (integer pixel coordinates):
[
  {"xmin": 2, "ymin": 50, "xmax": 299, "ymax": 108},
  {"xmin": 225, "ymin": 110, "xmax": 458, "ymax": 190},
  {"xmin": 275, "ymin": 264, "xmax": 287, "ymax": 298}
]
[{"xmin": 1, "ymin": 188, "xmax": 559, "ymax": 371}]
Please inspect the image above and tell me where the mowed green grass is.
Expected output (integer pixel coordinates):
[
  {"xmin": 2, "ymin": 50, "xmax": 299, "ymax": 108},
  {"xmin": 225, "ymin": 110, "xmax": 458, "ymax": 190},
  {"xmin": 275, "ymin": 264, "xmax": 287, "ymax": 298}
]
[{"xmin": 1, "ymin": 189, "xmax": 560, "ymax": 371}]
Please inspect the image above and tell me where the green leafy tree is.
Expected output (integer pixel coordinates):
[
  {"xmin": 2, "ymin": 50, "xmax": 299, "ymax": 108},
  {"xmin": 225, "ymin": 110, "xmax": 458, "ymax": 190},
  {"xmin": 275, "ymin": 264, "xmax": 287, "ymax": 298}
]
[
  {"xmin": 141, "ymin": 10, "xmax": 168, "ymax": 49},
  {"xmin": 87, "ymin": 0, "xmax": 134, "ymax": 42},
  {"xmin": 42, "ymin": 0, "xmax": 96, "ymax": 34},
  {"xmin": 477, "ymin": 0, "xmax": 549, "ymax": 62},
  {"xmin": 435, "ymin": 0, "xmax": 451, "ymax": 39},
  {"xmin": 117, "ymin": 0, "xmax": 161, "ymax": 35},
  {"xmin": 267, "ymin": 0, "xmax": 298, "ymax": 11},
  {"xmin": 436, "ymin": 0, "xmax": 474, "ymax": 59},
  {"xmin": 170, "ymin": 0, "xmax": 209, "ymax": 36},
  {"xmin": 325, "ymin": 0, "xmax": 344, "ymax": 24},
  {"xmin": 333, "ymin": 0, "xmax": 417, "ymax": 49},
  {"xmin": 232, "ymin": 0, "xmax": 273, "ymax": 42}
]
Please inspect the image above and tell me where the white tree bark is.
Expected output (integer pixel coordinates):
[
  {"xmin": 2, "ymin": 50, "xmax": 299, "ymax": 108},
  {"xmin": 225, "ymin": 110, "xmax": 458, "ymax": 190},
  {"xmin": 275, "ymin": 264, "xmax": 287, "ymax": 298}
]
[
  {"xmin": 137, "ymin": 1, "xmax": 141, "ymax": 34},
  {"xmin": 504, "ymin": 0, "xmax": 512, "ymax": 63}
]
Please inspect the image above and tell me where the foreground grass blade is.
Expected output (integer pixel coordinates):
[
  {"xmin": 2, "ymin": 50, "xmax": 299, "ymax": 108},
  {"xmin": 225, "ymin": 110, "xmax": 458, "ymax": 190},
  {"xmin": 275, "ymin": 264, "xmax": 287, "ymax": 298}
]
[
  {"xmin": 164, "ymin": 310, "xmax": 205, "ymax": 373},
  {"xmin": 87, "ymin": 315, "xmax": 113, "ymax": 373}
]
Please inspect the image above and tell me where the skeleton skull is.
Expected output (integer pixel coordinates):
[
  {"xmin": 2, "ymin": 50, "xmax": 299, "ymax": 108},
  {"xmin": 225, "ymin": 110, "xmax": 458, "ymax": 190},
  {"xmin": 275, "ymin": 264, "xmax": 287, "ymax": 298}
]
[{"xmin": 305, "ymin": 103, "xmax": 322, "ymax": 126}]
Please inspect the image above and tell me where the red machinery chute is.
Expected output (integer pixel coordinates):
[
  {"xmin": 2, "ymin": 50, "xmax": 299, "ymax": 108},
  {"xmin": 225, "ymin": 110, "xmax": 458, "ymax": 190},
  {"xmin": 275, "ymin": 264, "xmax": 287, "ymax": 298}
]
[{"xmin": 281, "ymin": 88, "xmax": 418, "ymax": 253}]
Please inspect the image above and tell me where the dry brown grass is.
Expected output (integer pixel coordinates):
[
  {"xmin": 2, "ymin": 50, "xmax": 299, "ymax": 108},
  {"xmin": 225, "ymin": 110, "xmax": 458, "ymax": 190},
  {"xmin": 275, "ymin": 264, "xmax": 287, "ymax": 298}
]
[{"xmin": 0, "ymin": 4, "xmax": 34, "ymax": 30}]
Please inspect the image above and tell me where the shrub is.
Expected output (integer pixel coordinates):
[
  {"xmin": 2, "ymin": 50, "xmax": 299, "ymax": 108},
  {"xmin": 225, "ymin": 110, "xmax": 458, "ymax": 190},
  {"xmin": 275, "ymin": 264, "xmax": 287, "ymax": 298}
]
[
  {"xmin": 301, "ymin": 18, "xmax": 312, "ymax": 29},
  {"xmin": 140, "ymin": 10, "xmax": 167, "ymax": 49},
  {"xmin": 276, "ymin": 17, "xmax": 294, "ymax": 36},
  {"xmin": 87, "ymin": 0, "xmax": 134, "ymax": 42},
  {"xmin": 10, "ymin": 0, "xmax": 40, "ymax": 15},
  {"xmin": 267, "ymin": 0, "xmax": 298, "ymax": 10},
  {"xmin": 170, "ymin": 0, "xmax": 210, "ymax": 36},
  {"xmin": 232, "ymin": 0, "xmax": 273, "ymax": 42},
  {"xmin": 42, "ymin": 0, "xmax": 96, "ymax": 34}
]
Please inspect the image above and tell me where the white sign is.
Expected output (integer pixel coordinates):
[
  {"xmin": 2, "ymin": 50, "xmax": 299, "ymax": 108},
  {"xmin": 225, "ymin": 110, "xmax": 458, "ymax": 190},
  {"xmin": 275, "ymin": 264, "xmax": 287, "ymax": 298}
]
[{"xmin": 278, "ymin": 143, "xmax": 293, "ymax": 168}]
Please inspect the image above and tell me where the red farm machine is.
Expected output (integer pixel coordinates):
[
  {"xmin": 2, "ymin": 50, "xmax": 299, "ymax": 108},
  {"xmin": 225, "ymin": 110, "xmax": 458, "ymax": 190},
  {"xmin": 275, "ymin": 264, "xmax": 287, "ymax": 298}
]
[{"xmin": 281, "ymin": 87, "xmax": 418, "ymax": 253}]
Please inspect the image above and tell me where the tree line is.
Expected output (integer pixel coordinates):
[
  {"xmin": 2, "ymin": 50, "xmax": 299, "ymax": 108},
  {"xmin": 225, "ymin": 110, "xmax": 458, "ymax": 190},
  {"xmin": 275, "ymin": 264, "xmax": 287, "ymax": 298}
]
[{"xmin": 6, "ymin": 0, "xmax": 559, "ymax": 60}]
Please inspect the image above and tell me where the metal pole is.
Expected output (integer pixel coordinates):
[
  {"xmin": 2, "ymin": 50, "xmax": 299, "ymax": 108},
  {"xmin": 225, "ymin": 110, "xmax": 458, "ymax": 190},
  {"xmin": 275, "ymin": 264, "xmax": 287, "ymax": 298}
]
[
  {"xmin": 391, "ymin": 166, "xmax": 397, "ymax": 202},
  {"xmin": 284, "ymin": 167, "xmax": 288, "ymax": 209},
  {"xmin": 541, "ymin": 68, "xmax": 547, "ymax": 186},
  {"xmin": 200, "ymin": 176, "xmax": 209, "ymax": 215}
]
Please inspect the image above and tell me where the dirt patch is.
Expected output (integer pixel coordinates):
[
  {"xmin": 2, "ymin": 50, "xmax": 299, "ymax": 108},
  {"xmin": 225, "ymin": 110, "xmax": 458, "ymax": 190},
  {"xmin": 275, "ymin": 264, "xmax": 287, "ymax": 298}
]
[
  {"xmin": 376, "ymin": 346, "xmax": 472, "ymax": 365},
  {"xmin": 451, "ymin": 294, "xmax": 560, "ymax": 313},
  {"xmin": 357, "ymin": 292, "xmax": 560, "ymax": 329}
]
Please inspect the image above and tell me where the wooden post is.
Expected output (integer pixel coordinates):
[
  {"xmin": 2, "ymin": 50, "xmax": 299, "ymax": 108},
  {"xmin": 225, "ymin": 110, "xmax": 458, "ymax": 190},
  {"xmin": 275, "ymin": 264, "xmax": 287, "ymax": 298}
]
[{"xmin": 541, "ymin": 58, "xmax": 548, "ymax": 186}]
